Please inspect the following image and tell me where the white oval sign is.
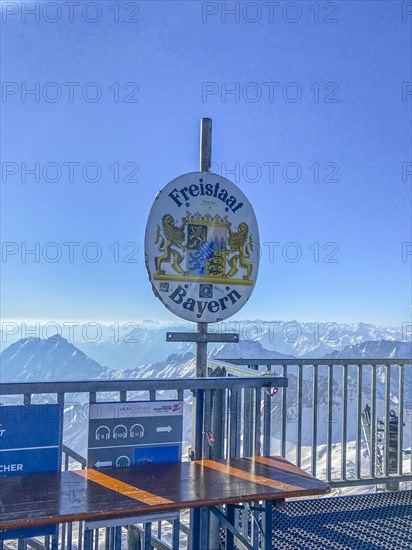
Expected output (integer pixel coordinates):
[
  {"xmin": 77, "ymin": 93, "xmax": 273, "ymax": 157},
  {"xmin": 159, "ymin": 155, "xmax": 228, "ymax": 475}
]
[{"xmin": 145, "ymin": 171, "xmax": 260, "ymax": 323}]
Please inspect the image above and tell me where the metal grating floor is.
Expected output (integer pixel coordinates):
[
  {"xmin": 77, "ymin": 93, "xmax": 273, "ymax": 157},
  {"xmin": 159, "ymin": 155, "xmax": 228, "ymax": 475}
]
[{"xmin": 271, "ymin": 490, "xmax": 412, "ymax": 549}]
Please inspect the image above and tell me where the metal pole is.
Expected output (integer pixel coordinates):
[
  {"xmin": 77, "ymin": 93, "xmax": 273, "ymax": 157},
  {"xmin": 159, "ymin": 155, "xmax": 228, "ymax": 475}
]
[
  {"xmin": 190, "ymin": 118, "xmax": 212, "ymax": 550},
  {"xmin": 200, "ymin": 117, "xmax": 212, "ymax": 172},
  {"xmin": 197, "ymin": 116, "xmax": 212, "ymax": 379},
  {"xmin": 199, "ymin": 117, "xmax": 222, "ymax": 550},
  {"xmin": 193, "ymin": 119, "xmax": 211, "ymax": 457},
  {"xmin": 196, "ymin": 322, "xmax": 208, "ymax": 378}
]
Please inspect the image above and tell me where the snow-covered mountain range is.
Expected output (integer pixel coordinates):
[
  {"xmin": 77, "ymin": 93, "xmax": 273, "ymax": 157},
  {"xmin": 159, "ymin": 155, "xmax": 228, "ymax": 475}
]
[
  {"xmin": 1, "ymin": 333, "xmax": 410, "ymax": 475},
  {"xmin": 1, "ymin": 329, "xmax": 411, "ymax": 384},
  {"xmin": 1, "ymin": 319, "xmax": 407, "ymax": 370}
]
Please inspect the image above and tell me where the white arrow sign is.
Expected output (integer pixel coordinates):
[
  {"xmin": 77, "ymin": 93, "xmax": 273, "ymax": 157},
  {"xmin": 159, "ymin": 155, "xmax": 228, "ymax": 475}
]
[
  {"xmin": 156, "ymin": 426, "xmax": 172, "ymax": 433},
  {"xmin": 95, "ymin": 460, "xmax": 112, "ymax": 468}
]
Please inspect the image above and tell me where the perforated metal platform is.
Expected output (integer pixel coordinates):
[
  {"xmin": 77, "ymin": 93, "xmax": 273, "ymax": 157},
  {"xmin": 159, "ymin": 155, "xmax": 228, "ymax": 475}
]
[{"xmin": 271, "ymin": 490, "xmax": 412, "ymax": 549}]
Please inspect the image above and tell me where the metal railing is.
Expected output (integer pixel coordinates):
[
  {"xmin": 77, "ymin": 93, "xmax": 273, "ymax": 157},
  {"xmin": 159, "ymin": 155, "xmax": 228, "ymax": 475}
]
[
  {"xmin": 0, "ymin": 373, "xmax": 286, "ymax": 550},
  {"xmin": 222, "ymin": 358, "xmax": 412, "ymax": 489},
  {"xmin": 1, "ymin": 358, "xmax": 411, "ymax": 549},
  {"xmin": 1, "ymin": 359, "xmax": 411, "ymax": 487}
]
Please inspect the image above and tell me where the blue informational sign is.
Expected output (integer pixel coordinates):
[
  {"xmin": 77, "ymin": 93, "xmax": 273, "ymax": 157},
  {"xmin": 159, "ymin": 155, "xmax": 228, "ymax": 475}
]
[
  {"xmin": 134, "ymin": 444, "xmax": 180, "ymax": 465},
  {"xmin": 88, "ymin": 400, "xmax": 183, "ymax": 469},
  {"xmin": 0, "ymin": 404, "xmax": 61, "ymax": 541},
  {"xmin": 0, "ymin": 404, "xmax": 61, "ymax": 476}
]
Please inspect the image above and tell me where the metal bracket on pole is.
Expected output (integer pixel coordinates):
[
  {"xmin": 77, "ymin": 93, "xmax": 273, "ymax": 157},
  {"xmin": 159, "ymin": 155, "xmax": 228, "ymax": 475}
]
[{"xmin": 166, "ymin": 332, "xmax": 239, "ymax": 343}]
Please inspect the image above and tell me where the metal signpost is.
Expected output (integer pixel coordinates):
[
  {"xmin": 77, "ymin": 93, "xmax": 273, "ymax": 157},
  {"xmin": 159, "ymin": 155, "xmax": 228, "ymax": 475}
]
[
  {"xmin": 87, "ymin": 401, "xmax": 183, "ymax": 469},
  {"xmin": 145, "ymin": 118, "xmax": 260, "ymax": 548},
  {"xmin": 145, "ymin": 116, "xmax": 260, "ymax": 423}
]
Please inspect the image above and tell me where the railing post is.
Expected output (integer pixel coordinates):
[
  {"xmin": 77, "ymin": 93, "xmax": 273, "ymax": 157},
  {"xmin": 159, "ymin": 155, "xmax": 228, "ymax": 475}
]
[
  {"xmin": 341, "ymin": 363, "xmax": 348, "ymax": 481},
  {"xmin": 254, "ymin": 386, "xmax": 262, "ymax": 457},
  {"xmin": 203, "ymin": 389, "xmax": 213, "ymax": 459},
  {"xmin": 356, "ymin": 364, "xmax": 363, "ymax": 479},
  {"xmin": 263, "ymin": 384, "xmax": 271, "ymax": 456},
  {"xmin": 384, "ymin": 363, "xmax": 392, "ymax": 490},
  {"xmin": 370, "ymin": 363, "xmax": 377, "ymax": 478},
  {"xmin": 296, "ymin": 364, "xmax": 303, "ymax": 467},
  {"xmin": 398, "ymin": 364, "xmax": 405, "ymax": 477},
  {"xmin": 212, "ymin": 386, "xmax": 225, "ymax": 459},
  {"xmin": 312, "ymin": 363, "xmax": 319, "ymax": 477},
  {"xmin": 127, "ymin": 526, "xmax": 141, "ymax": 550},
  {"xmin": 243, "ymin": 387, "xmax": 253, "ymax": 457},
  {"xmin": 193, "ymin": 389, "xmax": 205, "ymax": 460},
  {"xmin": 326, "ymin": 364, "xmax": 333, "ymax": 482},
  {"xmin": 281, "ymin": 364, "xmax": 288, "ymax": 457}
]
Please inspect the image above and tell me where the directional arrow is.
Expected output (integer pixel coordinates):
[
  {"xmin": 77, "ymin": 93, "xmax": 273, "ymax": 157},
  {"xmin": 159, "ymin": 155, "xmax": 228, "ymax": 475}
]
[
  {"xmin": 156, "ymin": 426, "xmax": 172, "ymax": 433},
  {"xmin": 95, "ymin": 460, "xmax": 112, "ymax": 468}
]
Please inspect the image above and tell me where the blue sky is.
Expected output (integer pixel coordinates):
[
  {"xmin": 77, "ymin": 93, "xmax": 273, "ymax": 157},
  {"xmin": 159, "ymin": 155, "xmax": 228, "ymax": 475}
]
[{"xmin": 1, "ymin": 0, "xmax": 411, "ymax": 327}]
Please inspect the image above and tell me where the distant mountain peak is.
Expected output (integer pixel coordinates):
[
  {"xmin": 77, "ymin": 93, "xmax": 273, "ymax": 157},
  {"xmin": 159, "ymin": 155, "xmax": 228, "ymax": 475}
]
[
  {"xmin": 323, "ymin": 339, "xmax": 411, "ymax": 360},
  {"xmin": 46, "ymin": 333, "xmax": 66, "ymax": 342},
  {"xmin": 0, "ymin": 336, "xmax": 109, "ymax": 383},
  {"xmin": 211, "ymin": 340, "xmax": 295, "ymax": 360}
]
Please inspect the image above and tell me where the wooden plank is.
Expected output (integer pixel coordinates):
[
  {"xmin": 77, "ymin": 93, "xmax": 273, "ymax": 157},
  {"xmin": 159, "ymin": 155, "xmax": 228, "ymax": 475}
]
[
  {"xmin": 0, "ymin": 457, "xmax": 329, "ymax": 531},
  {"xmin": 75, "ymin": 469, "xmax": 173, "ymax": 506},
  {"xmin": 196, "ymin": 459, "xmax": 323, "ymax": 495},
  {"xmin": 250, "ymin": 456, "xmax": 312, "ymax": 477}
]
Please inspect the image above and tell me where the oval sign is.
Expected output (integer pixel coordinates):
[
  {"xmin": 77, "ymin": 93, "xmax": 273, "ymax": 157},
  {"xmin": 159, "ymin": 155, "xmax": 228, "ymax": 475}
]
[{"xmin": 145, "ymin": 171, "xmax": 260, "ymax": 323}]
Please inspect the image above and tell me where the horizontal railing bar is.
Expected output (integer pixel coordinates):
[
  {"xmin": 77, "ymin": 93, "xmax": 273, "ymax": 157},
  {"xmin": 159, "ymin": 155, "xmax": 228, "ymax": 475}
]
[
  {"xmin": 26, "ymin": 538, "xmax": 45, "ymax": 550},
  {"xmin": 330, "ymin": 474, "xmax": 412, "ymax": 487},
  {"xmin": 208, "ymin": 361, "xmax": 262, "ymax": 378},
  {"xmin": 223, "ymin": 358, "xmax": 412, "ymax": 366},
  {"xmin": 0, "ymin": 376, "xmax": 287, "ymax": 395},
  {"xmin": 86, "ymin": 512, "xmax": 178, "ymax": 529},
  {"xmin": 166, "ymin": 332, "xmax": 239, "ymax": 343},
  {"xmin": 62, "ymin": 445, "xmax": 87, "ymax": 467}
]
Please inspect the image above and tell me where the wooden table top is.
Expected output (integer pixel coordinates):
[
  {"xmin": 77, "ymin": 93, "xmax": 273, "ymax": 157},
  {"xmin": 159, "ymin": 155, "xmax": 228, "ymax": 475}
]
[{"xmin": 0, "ymin": 456, "xmax": 330, "ymax": 530}]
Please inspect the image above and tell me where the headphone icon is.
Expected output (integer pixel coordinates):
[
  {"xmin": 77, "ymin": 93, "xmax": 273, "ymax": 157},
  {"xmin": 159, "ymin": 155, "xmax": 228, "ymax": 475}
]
[
  {"xmin": 113, "ymin": 425, "xmax": 127, "ymax": 440},
  {"xmin": 130, "ymin": 423, "xmax": 144, "ymax": 438},
  {"xmin": 115, "ymin": 456, "xmax": 130, "ymax": 468},
  {"xmin": 95, "ymin": 426, "xmax": 110, "ymax": 441}
]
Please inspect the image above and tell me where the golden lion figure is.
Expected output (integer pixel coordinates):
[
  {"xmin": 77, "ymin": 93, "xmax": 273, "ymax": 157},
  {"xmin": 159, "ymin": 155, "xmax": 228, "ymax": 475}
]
[
  {"xmin": 226, "ymin": 222, "xmax": 253, "ymax": 280},
  {"xmin": 155, "ymin": 214, "xmax": 188, "ymax": 275}
]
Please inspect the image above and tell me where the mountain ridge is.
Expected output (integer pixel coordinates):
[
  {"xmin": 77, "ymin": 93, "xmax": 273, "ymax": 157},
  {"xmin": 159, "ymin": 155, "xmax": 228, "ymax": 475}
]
[
  {"xmin": 0, "ymin": 335, "xmax": 111, "ymax": 382},
  {"xmin": 1, "ymin": 334, "xmax": 410, "ymax": 383}
]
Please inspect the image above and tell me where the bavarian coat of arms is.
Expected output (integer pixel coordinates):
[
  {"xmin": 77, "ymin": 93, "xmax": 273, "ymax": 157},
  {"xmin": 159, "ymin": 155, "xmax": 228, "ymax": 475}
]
[{"xmin": 153, "ymin": 211, "xmax": 254, "ymax": 286}]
